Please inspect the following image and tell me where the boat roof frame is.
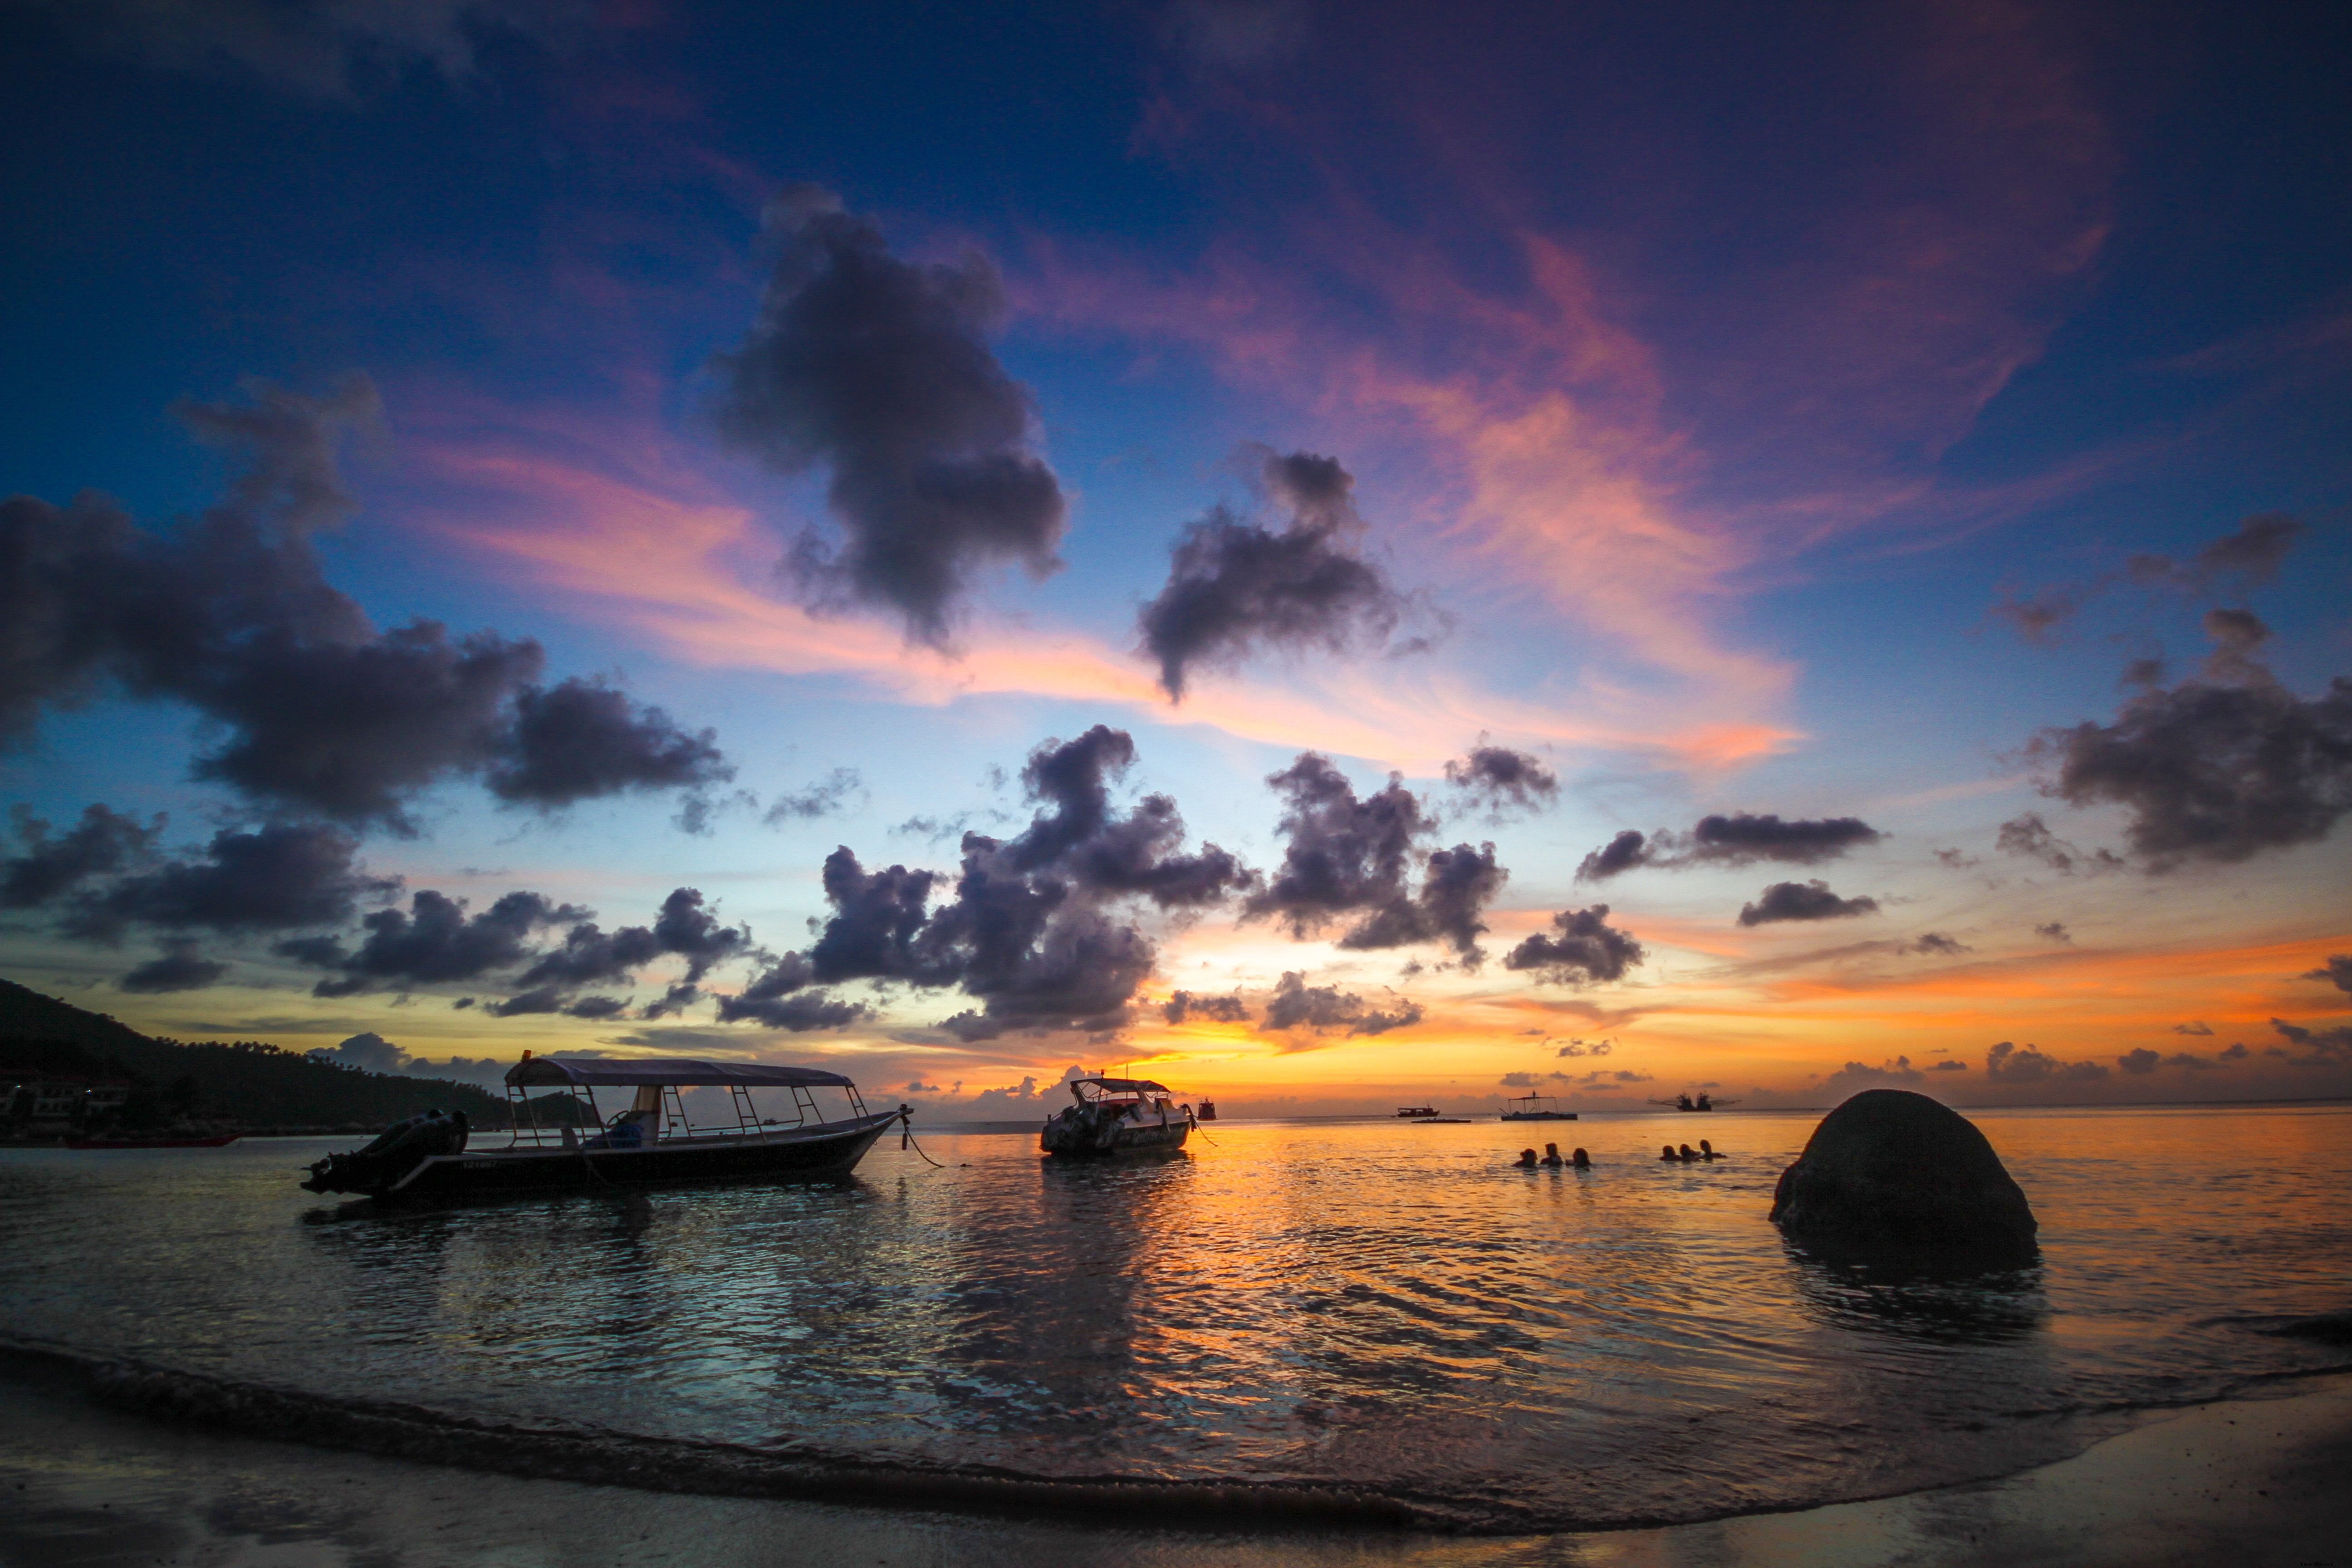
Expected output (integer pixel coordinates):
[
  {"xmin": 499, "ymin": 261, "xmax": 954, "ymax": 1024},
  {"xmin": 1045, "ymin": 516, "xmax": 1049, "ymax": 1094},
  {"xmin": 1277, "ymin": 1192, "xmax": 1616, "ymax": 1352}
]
[{"xmin": 505, "ymin": 1056, "xmax": 857, "ymax": 1090}]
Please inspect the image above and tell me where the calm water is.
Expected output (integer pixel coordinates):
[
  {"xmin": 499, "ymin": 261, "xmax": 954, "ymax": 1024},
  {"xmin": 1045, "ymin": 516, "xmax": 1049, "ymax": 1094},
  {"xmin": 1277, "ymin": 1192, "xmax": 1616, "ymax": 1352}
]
[{"xmin": 2, "ymin": 1104, "xmax": 2348, "ymax": 1530}]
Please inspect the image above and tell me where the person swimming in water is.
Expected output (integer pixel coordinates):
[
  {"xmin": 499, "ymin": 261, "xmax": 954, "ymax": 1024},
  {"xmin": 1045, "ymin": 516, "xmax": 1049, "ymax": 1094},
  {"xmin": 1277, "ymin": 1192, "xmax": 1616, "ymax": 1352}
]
[
  {"xmin": 1660, "ymin": 1143, "xmax": 1679, "ymax": 1161},
  {"xmin": 1541, "ymin": 1143, "xmax": 1564, "ymax": 1167},
  {"xmin": 1570, "ymin": 1147, "xmax": 1591, "ymax": 1169},
  {"xmin": 1699, "ymin": 1139, "xmax": 1725, "ymax": 1160},
  {"xmin": 1514, "ymin": 1148, "xmax": 1539, "ymax": 1168},
  {"xmin": 1677, "ymin": 1143, "xmax": 1701, "ymax": 1162}
]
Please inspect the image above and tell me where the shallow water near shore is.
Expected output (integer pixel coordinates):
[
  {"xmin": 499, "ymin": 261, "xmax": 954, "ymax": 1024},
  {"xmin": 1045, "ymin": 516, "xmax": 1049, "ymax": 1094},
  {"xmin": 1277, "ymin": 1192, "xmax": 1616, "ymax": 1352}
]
[{"xmin": 1, "ymin": 1102, "xmax": 2347, "ymax": 1531}]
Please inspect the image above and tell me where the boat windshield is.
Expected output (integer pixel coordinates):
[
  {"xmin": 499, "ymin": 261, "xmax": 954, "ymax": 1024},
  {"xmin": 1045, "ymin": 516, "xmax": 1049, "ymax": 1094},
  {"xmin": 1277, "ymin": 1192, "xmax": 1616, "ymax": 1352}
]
[
  {"xmin": 1068, "ymin": 1076, "xmax": 1176, "ymax": 1108},
  {"xmin": 500, "ymin": 1056, "xmax": 872, "ymax": 1147}
]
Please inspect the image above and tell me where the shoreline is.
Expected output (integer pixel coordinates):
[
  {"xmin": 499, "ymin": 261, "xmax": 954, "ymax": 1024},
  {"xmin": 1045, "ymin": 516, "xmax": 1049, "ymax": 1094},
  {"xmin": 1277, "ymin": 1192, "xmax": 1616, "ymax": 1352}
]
[{"xmin": 3, "ymin": 1353, "xmax": 2346, "ymax": 1566}]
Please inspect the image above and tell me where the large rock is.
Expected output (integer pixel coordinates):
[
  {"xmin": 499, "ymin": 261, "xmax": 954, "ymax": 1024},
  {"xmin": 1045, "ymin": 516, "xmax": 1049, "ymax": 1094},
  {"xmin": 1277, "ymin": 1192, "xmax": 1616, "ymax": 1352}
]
[{"xmin": 1770, "ymin": 1089, "xmax": 2036, "ymax": 1253}]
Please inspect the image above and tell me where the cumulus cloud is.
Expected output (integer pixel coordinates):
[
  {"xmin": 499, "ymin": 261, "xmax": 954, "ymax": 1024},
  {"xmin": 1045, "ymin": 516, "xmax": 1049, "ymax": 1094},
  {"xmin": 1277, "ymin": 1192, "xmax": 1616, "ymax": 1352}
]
[
  {"xmin": 0, "ymin": 380, "xmax": 728, "ymax": 828},
  {"xmin": 289, "ymin": 888, "xmax": 580, "ymax": 998},
  {"xmin": 711, "ymin": 186, "xmax": 1065, "ymax": 646},
  {"xmin": 1504, "ymin": 905, "xmax": 1646, "ymax": 985},
  {"xmin": 1444, "ymin": 741, "xmax": 1559, "ymax": 818},
  {"xmin": 1928, "ymin": 1058, "xmax": 1968, "ymax": 1072},
  {"xmin": 2118, "ymin": 1047, "xmax": 2161, "ymax": 1075},
  {"xmin": 1, "ymin": 804, "xmax": 161, "ymax": 908},
  {"xmin": 1818, "ymin": 1056, "xmax": 1926, "ymax": 1095},
  {"xmin": 1735, "ymin": 880, "xmax": 1880, "ymax": 927},
  {"xmin": 1259, "ymin": 971, "xmax": 1422, "ymax": 1038},
  {"xmin": 1575, "ymin": 813, "xmax": 1882, "ymax": 881},
  {"xmin": 2270, "ymin": 1017, "xmax": 2352, "ymax": 1066},
  {"xmin": 2035, "ymin": 921, "xmax": 2073, "ymax": 943},
  {"xmin": 2173, "ymin": 1021, "xmax": 2213, "ymax": 1036},
  {"xmin": 2126, "ymin": 513, "xmax": 2304, "ymax": 593},
  {"xmin": 1984, "ymin": 1040, "xmax": 2109, "ymax": 1083},
  {"xmin": 734, "ymin": 726, "xmax": 1251, "ymax": 1039},
  {"xmin": 2024, "ymin": 619, "xmax": 2352, "ymax": 868},
  {"xmin": 764, "ymin": 768, "xmax": 864, "ymax": 824},
  {"xmin": 2302, "ymin": 956, "xmax": 2352, "ymax": 996},
  {"xmin": 1138, "ymin": 450, "xmax": 1410, "ymax": 700},
  {"xmin": 1162, "ymin": 990, "xmax": 1250, "ymax": 1024},
  {"xmin": 118, "ymin": 939, "xmax": 226, "ymax": 994},
  {"xmin": 65, "ymin": 821, "xmax": 395, "ymax": 944},
  {"xmin": 1245, "ymin": 753, "xmax": 1506, "ymax": 965},
  {"xmin": 1553, "ymin": 1037, "xmax": 1614, "ymax": 1058},
  {"xmin": 1902, "ymin": 932, "xmax": 1970, "ymax": 956},
  {"xmin": 306, "ymin": 1030, "xmax": 512, "ymax": 1089},
  {"xmin": 1995, "ymin": 812, "xmax": 2123, "ymax": 875},
  {"xmin": 486, "ymin": 887, "xmax": 754, "ymax": 1013}
]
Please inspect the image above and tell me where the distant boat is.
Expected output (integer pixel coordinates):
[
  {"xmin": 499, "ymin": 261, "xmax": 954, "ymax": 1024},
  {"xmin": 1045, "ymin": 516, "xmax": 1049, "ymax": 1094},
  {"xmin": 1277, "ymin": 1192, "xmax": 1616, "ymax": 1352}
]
[
  {"xmin": 1499, "ymin": 1093, "xmax": 1577, "ymax": 1121},
  {"xmin": 1197, "ymin": 1099, "xmax": 1218, "ymax": 1121},
  {"xmin": 1649, "ymin": 1093, "xmax": 1740, "ymax": 1112},
  {"xmin": 67, "ymin": 1133, "xmax": 241, "ymax": 1149},
  {"xmin": 1040, "ymin": 1076, "xmax": 1192, "ymax": 1157},
  {"xmin": 1396, "ymin": 1105, "xmax": 1441, "ymax": 1118}
]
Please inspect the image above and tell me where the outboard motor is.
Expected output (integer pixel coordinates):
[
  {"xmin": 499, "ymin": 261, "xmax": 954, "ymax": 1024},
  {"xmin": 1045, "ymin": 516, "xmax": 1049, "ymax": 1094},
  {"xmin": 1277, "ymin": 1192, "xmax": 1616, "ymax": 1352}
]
[{"xmin": 303, "ymin": 1109, "xmax": 470, "ymax": 1196}]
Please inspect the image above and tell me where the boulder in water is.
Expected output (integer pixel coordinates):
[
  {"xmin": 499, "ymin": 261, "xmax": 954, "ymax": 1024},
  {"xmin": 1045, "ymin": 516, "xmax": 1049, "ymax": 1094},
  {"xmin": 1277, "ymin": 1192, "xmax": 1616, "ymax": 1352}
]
[{"xmin": 1770, "ymin": 1089, "xmax": 2035, "ymax": 1254}]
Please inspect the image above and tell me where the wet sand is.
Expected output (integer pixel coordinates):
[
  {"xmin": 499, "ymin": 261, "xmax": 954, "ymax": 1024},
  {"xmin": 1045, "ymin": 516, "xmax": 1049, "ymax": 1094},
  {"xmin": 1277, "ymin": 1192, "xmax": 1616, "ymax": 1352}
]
[{"xmin": 3, "ymin": 1369, "xmax": 2346, "ymax": 1567}]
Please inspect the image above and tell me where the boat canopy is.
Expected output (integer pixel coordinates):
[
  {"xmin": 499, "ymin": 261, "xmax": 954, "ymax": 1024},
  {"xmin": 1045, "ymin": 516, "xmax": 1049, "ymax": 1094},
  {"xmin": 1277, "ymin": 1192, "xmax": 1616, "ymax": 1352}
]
[
  {"xmin": 505, "ymin": 1057, "xmax": 857, "ymax": 1090},
  {"xmin": 1073, "ymin": 1077, "xmax": 1171, "ymax": 1096}
]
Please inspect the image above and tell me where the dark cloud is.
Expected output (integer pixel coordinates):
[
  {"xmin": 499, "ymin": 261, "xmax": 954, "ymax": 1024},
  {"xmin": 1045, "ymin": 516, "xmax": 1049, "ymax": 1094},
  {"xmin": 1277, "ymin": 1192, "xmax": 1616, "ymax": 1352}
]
[
  {"xmin": 1984, "ymin": 1040, "xmax": 2109, "ymax": 1083},
  {"xmin": 2127, "ymin": 513, "xmax": 2304, "ymax": 592},
  {"xmin": 2035, "ymin": 921, "xmax": 2073, "ymax": 943},
  {"xmin": 2304, "ymin": 956, "xmax": 2352, "ymax": 996},
  {"xmin": 711, "ymin": 186, "xmax": 1064, "ymax": 645},
  {"xmin": 1553, "ymin": 1037, "xmax": 1614, "ymax": 1058},
  {"xmin": 2220, "ymin": 1042, "xmax": 2249, "ymax": 1061},
  {"xmin": 2270, "ymin": 1017, "xmax": 2352, "ymax": 1066},
  {"xmin": 2200, "ymin": 607, "xmax": 2273, "ymax": 684},
  {"xmin": 507, "ymin": 887, "xmax": 749, "ymax": 997},
  {"xmin": 2173, "ymin": 1021, "xmax": 2213, "ymax": 1036},
  {"xmin": 1137, "ymin": 449, "xmax": 1407, "ymax": 700},
  {"xmin": 716, "ymin": 988, "xmax": 872, "ymax": 1034},
  {"xmin": 1990, "ymin": 587, "xmax": 2083, "ymax": 645},
  {"xmin": 641, "ymin": 982, "xmax": 701, "ymax": 1020},
  {"xmin": 1903, "ymin": 932, "xmax": 1969, "ymax": 956},
  {"xmin": 69, "ymin": 821, "xmax": 393, "ymax": 943},
  {"xmin": 747, "ymin": 727, "xmax": 1250, "ymax": 1038},
  {"xmin": 1995, "ymin": 812, "xmax": 2124, "ymax": 875},
  {"xmin": 1817, "ymin": 1057, "xmax": 1926, "ymax": 1095},
  {"xmin": 1259, "ymin": 971, "xmax": 1422, "ymax": 1038},
  {"xmin": 485, "ymin": 679, "xmax": 730, "ymax": 809},
  {"xmin": 1245, "ymin": 754, "xmax": 1504, "ymax": 963},
  {"xmin": 1929, "ymin": 1058, "xmax": 1969, "ymax": 1072},
  {"xmin": 293, "ymin": 888, "xmax": 583, "ymax": 998},
  {"xmin": 2118, "ymin": 1047, "xmax": 2161, "ymax": 1075},
  {"xmin": 1162, "ymin": 990, "xmax": 1250, "ymax": 1024},
  {"xmin": 1444, "ymin": 742, "xmax": 1559, "ymax": 818},
  {"xmin": 560, "ymin": 995, "xmax": 630, "ymax": 1020},
  {"xmin": 1934, "ymin": 847, "xmax": 1980, "ymax": 869},
  {"xmin": 29, "ymin": 0, "xmax": 599, "ymax": 99},
  {"xmin": 119, "ymin": 939, "xmax": 226, "ymax": 994},
  {"xmin": 764, "ymin": 767, "xmax": 863, "ymax": 824},
  {"xmin": 2025, "ymin": 656, "xmax": 2352, "ymax": 869},
  {"xmin": 2, "ymin": 804, "xmax": 161, "ymax": 907},
  {"xmin": 1503, "ymin": 904, "xmax": 1646, "ymax": 985},
  {"xmin": 0, "ymin": 380, "xmax": 725, "ymax": 828},
  {"xmin": 1575, "ymin": 813, "xmax": 1881, "ymax": 880},
  {"xmin": 1736, "ymin": 880, "xmax": 1879, "ymax": 927}
]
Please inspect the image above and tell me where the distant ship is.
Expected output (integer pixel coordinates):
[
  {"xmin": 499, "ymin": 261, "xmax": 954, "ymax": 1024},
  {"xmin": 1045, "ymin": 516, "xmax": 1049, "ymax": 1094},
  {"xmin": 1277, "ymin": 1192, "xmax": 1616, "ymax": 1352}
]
[
  {"xmin": 1650, "ymin": 1093, "xmax": 1739, "ymax": 1112},
  {"xmin": 1197, "ymin": 1099, "xmax": 1217, "ymax": 1121},
  {"xmin": 1499, "ymin": 1093, "xmax": 1577, "ymax": 1121},
  {"xmin": 1396, "ymin": 1104, "xmax": 1440, "ymax": 1118}
]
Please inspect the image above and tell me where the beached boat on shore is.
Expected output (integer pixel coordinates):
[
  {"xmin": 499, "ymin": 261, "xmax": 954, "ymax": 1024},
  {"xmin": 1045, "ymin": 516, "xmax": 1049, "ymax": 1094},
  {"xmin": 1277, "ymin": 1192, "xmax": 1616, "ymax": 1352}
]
[
  {"xmin": 300, "ymin": 1055, "xmax": 900, "ymax": 1202},
  {"xmin": 1039, "ymin": 1076, "xmax": 1192, "ymax": 1157}
]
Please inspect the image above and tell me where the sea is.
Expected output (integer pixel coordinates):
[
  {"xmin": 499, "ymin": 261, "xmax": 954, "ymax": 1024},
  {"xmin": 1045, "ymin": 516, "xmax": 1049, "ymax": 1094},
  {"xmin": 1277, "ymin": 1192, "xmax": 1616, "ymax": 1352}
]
[{"xmin": 1, "ymin": 1102, "xmax": 2347, "ymax": 1533}]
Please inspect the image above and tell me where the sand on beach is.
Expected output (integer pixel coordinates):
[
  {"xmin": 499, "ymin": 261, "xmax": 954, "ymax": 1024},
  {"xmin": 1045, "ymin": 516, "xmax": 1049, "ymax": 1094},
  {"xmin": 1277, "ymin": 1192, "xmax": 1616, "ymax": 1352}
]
[{"xmin": 2, "ymin": 1369, "xmax": 2346, "ymax": 1568}]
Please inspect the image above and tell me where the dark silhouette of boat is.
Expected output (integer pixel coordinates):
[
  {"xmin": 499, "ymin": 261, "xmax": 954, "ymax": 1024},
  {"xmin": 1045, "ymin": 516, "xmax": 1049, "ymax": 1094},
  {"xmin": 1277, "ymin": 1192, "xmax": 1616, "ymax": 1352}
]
[
  {"xmin": 1040, "ymin": 1076, "xmax": 1192, "ymax": 1157},
  {"xmin": 1650, "ymin": 1093, "xmax": 1740, "ymax": 1112},
  {"xmin": 1396, "ymin": 1104, "xmax": 1441, "ymax": 1118},
  {"xmin": 1499, "ymin": 1093, "xmax": 1577, "ymax": 1121},
  {"xmin": 299, "ymin": 1055, "xmax": 898, "ymax": 1201},
  {"xmin": 1197, "ymin": 1099, "xmax": 1218, "ymax": 1121}
]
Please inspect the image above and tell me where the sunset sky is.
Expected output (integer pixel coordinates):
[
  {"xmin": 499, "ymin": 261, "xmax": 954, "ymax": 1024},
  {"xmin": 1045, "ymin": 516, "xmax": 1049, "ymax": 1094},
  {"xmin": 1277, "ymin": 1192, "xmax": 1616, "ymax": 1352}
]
[{"xmin": 3, "ymin": 0, "xmax": 2347, "ymax": 1115}]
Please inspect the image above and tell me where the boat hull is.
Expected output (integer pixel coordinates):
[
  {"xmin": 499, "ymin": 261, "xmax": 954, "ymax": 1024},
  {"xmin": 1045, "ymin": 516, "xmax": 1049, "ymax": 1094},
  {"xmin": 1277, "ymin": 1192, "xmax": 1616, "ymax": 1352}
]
[
  {"xmin": 366, "ymin": 1112, "xmax": 900, "ymax": 1203},
  {"xmin": 1039, "ymin": 1109, "xmax": 1190, "ymax": 1157}
]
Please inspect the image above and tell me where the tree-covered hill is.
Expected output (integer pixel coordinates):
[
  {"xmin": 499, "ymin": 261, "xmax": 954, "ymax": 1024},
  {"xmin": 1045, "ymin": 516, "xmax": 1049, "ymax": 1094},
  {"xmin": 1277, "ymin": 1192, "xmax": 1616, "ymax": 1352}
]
[{"xmin": 0, "ymin": 978, "xmax": 508, "ymax": 1129}]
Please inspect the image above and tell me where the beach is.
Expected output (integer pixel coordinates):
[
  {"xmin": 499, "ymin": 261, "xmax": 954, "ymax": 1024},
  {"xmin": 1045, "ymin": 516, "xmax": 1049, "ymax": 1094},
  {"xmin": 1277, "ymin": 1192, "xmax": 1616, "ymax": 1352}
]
[{"xmin": 4, "ymin": 1362, "xmax": 2346, "ymax": 1567}]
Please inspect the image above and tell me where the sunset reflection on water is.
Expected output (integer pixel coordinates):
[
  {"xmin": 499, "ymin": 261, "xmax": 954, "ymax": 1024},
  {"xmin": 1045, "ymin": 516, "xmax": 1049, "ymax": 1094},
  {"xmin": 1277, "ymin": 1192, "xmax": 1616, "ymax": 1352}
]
[{"xmin": 0, "ymin": 1103, "xmax": 2345, "ymax": 1530}]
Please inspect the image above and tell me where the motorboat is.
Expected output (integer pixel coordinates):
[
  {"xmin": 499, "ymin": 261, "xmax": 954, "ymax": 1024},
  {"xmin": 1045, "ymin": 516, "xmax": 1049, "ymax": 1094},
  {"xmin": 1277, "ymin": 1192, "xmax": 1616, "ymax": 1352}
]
[
  {"xmin": 1499, "ymin": 1093, "xmax": 1577, "ymax": 1121},
  {"xmin": 1040, "ymin": 1076, "xmax": 1192, "ymax": 1157},
  {"xmin": 1396, "ymin": 1105, "xmax": 1441, "ymax": 1118},
  {"xmin": 300, "ymin": 1055, "xmax": 900, "ymax": 1201},
  {"xmin": 1197, "ymin": 1099, "xmax": 1218, "ymax": 1121}
]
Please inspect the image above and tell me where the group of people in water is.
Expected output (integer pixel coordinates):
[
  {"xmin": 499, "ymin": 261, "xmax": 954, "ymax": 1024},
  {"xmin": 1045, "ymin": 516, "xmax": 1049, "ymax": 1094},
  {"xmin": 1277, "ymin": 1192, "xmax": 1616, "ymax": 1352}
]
[{"xmin": 1511, "ymin": 1139, "xmax": 1726, "ymax": 1168}]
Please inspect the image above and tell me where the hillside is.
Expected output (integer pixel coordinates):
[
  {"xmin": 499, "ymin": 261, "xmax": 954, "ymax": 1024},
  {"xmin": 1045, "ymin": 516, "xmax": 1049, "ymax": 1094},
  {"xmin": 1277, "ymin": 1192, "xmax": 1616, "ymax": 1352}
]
[{"xmin": 0, "ymin": 978, "xmax": 509, "ymax": 1129}]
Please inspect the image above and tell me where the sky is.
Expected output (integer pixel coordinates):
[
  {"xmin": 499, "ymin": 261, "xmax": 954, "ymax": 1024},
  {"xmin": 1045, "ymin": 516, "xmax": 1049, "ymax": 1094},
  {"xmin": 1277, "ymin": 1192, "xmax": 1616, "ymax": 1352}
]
[{"xmin": 2, "ymin": 0, "xmax": 2347, "ymax": 1117}]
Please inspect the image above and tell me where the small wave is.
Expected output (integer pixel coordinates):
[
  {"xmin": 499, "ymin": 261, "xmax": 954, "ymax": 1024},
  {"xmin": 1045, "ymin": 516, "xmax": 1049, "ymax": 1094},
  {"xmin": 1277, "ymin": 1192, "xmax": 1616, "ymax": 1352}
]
[{"xmin": 0, "ymin": 1337, "xmax": 1441, "ymax": 1532}]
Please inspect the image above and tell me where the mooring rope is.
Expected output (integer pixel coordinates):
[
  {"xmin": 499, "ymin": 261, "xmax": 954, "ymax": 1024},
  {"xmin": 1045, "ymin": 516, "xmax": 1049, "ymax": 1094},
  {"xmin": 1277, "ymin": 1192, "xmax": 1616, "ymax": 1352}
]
[{"xmin": 899, "ymin": 1106, "xmax": 947, "ymax": 1168}]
